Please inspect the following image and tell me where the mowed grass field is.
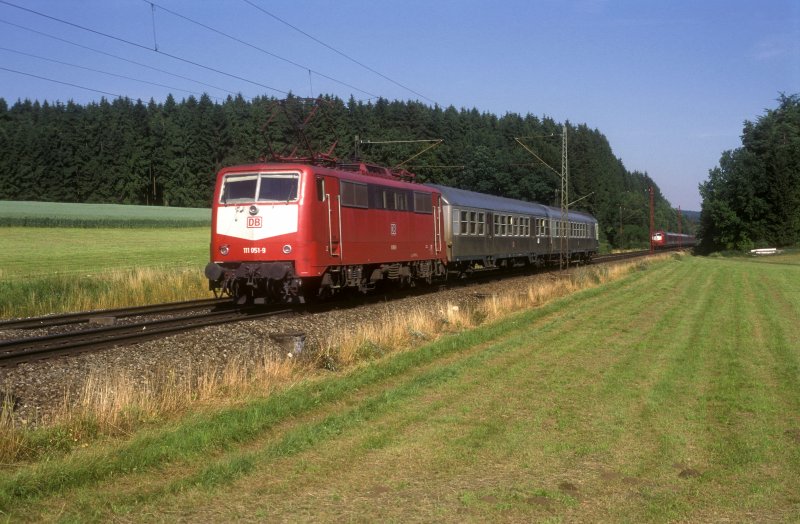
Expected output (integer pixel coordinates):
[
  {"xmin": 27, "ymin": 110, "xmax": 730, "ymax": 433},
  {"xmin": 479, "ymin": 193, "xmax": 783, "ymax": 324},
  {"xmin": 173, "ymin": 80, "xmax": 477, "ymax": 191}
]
[{"xmin": 2, "ymin": 253, "xmax": 798, "ymax": 521}]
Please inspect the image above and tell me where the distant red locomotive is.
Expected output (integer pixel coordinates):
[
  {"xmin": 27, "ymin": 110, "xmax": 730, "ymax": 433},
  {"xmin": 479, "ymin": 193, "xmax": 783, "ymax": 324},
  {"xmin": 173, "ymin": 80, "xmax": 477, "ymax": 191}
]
[
  {"xmin": 204, "ymin": 162, "xmax": 446, "ymax": 304},
  {"xmin": 651, "ymin": 230, "xmax": 696, "ymax": 250}
]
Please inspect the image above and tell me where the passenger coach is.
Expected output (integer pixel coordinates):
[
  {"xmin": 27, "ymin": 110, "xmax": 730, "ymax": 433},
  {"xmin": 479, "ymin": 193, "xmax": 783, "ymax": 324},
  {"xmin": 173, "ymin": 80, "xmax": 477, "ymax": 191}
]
[{"xmin": 428, "ymin": 184, "xmax": 599, "ymax": 270}]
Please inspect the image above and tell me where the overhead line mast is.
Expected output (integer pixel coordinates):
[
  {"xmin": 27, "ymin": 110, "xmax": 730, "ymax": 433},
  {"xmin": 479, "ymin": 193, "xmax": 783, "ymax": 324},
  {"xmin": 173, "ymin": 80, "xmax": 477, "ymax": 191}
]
[{"xmin": 514, "ymin": 124, "xmax": 571, "ymax": 270}]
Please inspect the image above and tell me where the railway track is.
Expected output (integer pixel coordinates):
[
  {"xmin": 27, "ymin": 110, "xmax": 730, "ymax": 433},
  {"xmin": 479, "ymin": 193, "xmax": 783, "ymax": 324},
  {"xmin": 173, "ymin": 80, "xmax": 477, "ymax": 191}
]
[
  {"xmin": 593, "ymin": 249, "xmax": 651, "ymax": 263},
  {"xmin": 0, "ymin": 249, "xmax": 661, "ymax": 367},
  {"xmin": 0, "ymin": 303, "xmax": 292, "ymax": 367},
  {"xmin": 0, "ymin": 297, "xmax": 231, "ymax": 331}
]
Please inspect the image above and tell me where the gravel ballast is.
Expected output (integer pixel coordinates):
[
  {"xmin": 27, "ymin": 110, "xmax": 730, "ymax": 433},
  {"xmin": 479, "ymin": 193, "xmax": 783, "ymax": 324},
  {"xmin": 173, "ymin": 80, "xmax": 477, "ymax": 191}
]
[{"xmin": 1, "ymin": 271, "xmax": 569, "ymax": 426}]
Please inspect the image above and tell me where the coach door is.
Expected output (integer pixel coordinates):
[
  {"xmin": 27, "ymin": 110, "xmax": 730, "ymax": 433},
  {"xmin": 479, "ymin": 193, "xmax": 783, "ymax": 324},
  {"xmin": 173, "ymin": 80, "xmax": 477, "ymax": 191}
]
[{"xmin": 321, "ymin": 175, "xmax": 342, "ymax": 259}]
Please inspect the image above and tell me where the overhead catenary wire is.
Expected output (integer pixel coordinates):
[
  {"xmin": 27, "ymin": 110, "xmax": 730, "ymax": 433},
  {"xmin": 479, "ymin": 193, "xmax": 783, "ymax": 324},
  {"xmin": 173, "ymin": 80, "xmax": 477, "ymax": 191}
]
[
  {"xmin": 0, "ymin": 19, "xmax": 243, "ymax": 99},
  {"xmin": 0, "ymin": 65, "xmax": 123, "ymax": 99},
  {"xmin": 0, "ymin": 46, "xmax": 222, "ymax": 101},
  {"xmin": 0, "ymin": 0, "xmax": 440, "ymax": 111},
  {"xmin": 145, "ymin": 0, "xmax": 380, "ymax": 100},
  {"xmin": 242, "ymin": 0, "xmax": 439, "ymax": 106},
  {"xmin": 0, "ymin": 0, "xmax": 289, "ymax": 96}
]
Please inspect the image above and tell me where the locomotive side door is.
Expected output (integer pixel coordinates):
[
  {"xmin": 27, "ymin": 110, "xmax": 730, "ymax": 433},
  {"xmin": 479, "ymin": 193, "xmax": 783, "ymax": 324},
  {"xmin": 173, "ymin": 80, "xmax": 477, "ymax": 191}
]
[
  {"xmin": 319, "ymin": 175, "xmax": 342, "ymax": 259},
  {"xmin": 433, "ymin": 194, "xmax": 443, "ymax": 255}
]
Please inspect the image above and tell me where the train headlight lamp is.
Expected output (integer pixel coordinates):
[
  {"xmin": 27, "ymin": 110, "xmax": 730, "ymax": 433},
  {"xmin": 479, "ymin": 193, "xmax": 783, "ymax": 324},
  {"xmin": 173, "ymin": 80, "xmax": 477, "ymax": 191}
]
[
  {"xmin": 249, "ymin": 205, "xmax": 258, "ymax": 216},
  {"xmin": 282, "ymin": 244, "xmax": 292, "ymax": 254},
  {"xmin": 219, "ymin": 244, "xmax": 230, "ymax": 256}
]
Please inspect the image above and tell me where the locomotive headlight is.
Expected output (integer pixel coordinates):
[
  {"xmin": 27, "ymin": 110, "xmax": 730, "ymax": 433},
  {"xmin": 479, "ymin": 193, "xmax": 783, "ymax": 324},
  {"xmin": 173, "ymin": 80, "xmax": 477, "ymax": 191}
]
[
  {"xmin": 282, "ymin": 244, "xmax": 292, "ymax": 254},
  {"xmin": 249, "ymin": 205, "xmax": 258, "ymax": 216},
  {"xmin": 219, "ymin": 244, "xmax": 230, "ymax": 256}
]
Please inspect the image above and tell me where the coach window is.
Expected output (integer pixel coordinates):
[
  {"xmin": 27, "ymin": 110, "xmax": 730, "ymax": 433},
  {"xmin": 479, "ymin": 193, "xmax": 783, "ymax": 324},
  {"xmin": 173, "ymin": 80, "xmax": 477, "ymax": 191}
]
[
  {"xmin": 460, "ymin": 210, "xmax": 469, "ymax": 235},
  {"xmin": 477, "ymin": 212, "xmax": 485, "ymax": 235},
  {"xmin": 452, "ymin": 208, "xmax": 460, "ymax": 235}
]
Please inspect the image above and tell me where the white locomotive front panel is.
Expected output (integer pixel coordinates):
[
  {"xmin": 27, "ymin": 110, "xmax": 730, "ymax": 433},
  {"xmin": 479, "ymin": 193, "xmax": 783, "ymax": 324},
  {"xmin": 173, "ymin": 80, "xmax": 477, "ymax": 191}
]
[{"xmin": 215, "ymin": 204, "xmax": 299, "ymax": 242}]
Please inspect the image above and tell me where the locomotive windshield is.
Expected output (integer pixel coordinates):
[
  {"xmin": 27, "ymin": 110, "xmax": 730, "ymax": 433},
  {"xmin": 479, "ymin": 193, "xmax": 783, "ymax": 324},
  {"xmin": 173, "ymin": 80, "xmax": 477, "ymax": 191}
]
[{"xmin": 220, "ymin": 172, "xmax": 299, "ymax": 204}]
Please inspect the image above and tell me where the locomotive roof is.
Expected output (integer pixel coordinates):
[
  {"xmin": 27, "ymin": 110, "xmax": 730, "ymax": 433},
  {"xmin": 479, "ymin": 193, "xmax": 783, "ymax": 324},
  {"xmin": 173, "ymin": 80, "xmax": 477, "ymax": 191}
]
[{"xmin": 426, "ymin": 184, "xmax": 596, "ymax": 223}]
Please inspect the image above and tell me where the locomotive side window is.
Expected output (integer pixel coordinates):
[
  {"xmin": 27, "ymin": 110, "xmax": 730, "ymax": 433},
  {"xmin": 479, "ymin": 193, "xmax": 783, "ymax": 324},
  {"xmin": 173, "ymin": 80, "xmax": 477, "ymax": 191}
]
[
  {"xmin": 380, "ymin": 190, "xmax": 393, "ymax": 210},
  {"xmin": 341, "ymin": 180, "xmax": 368, "ymax": 208},
  {"xmin": 395, "ymin": 192, "xmax": 409, "ymax": 211},
  {"xmin": 413, "ymin": 192, "xmax": 433, "ymax": 214},
  {"xmin": 316, "ymin": 177, "xmax": 325, "ymax": 202}
]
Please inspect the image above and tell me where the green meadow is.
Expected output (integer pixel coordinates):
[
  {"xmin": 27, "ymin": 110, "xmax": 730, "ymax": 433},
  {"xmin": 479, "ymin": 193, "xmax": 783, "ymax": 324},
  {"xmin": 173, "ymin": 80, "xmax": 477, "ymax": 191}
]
[
  {"xmin": 0, "ymin": 202, "xmax": 212, "ymax": 317},
  {"xmin": 1, "ymin": 253, "xmax": 798, "ymax": 521},
  {"xmin": 0, "ymin": 201, "xmax": 209, "ymax": 228}
]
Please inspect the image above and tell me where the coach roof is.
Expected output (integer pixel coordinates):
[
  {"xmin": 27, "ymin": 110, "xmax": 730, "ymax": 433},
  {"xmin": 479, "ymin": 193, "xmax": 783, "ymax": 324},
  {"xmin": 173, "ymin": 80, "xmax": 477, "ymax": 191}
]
[{"xmin": 426, "ymin": 184, "xmax": 550, "ymax": 215}]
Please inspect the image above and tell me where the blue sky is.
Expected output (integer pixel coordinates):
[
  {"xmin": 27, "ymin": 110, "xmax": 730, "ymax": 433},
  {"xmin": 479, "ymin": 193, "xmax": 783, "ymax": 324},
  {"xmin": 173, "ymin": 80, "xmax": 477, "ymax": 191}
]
[{"xmin": 1, "ymin": 0, "xmax": 798, "ymax": 210}]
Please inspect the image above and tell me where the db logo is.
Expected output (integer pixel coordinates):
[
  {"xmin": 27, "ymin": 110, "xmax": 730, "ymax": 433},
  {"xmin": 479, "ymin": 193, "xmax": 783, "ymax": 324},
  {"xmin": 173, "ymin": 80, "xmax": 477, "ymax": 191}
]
[{"xmin": 247, "ymin": 216, "xmax": 262, "ymax": 228}]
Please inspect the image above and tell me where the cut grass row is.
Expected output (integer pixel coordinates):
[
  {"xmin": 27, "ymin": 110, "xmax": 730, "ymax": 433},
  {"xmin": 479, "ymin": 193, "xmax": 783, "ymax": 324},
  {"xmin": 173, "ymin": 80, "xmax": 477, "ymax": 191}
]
[{"xmin": 1, "ymin": 253, "xmax": 799, "ymax": 521}]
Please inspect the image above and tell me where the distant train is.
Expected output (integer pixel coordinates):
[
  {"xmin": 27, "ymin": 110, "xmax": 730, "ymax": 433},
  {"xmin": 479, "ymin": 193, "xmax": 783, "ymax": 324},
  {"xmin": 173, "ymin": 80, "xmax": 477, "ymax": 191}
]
[
  {"xmin": 204, "ymin": 161, "xmax": 599, "ymax": 304},
  {"xmin": 651, "ymin": 230, "xmax": 696, "ymax": 249}
]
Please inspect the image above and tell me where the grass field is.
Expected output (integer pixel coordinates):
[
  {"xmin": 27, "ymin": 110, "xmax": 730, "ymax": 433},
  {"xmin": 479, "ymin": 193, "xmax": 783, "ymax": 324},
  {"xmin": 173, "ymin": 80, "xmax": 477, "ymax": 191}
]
[
  {"xmin": 1, "ymin": 253, "xmax": 798, "ymax": 521},
  {"xmin": 0, "ymin": 201, "xmax": 210, "ymax": 228},
  {"xmin": 0, "ymin": 227, "xmax": 211, "ymax": 317}
]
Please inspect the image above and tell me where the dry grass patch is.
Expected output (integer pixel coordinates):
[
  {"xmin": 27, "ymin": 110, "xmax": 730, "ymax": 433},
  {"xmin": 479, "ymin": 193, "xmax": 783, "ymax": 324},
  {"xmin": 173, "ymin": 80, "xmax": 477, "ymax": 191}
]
[
  {"xmin": 1, "ymin": 266, "xmax": 209, "ymax": 318},
  {"xmin": 67, "ymin": 352, "xmax": 300, "ymax": 433}
]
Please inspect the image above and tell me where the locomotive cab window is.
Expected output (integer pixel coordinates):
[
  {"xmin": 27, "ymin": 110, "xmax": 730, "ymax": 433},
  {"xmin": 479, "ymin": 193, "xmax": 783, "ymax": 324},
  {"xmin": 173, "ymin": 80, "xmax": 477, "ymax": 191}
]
[{"xmin": 220, "ymin": 172, "xmax": 299, "ymax": 204}]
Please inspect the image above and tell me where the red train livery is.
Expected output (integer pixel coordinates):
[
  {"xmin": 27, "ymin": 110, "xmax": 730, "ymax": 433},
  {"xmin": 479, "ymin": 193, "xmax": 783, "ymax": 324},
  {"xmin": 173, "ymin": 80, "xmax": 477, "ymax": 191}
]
[{"xmin": 204, "ymin": 162, "xmax": 446, "ymax": 304}]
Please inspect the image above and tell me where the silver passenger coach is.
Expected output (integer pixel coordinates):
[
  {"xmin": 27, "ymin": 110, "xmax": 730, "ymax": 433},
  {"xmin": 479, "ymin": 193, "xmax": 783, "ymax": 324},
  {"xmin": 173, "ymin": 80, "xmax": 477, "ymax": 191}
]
[{"xmin": 426, "ymin": 184, "xmax": 598, "ymax": 270}]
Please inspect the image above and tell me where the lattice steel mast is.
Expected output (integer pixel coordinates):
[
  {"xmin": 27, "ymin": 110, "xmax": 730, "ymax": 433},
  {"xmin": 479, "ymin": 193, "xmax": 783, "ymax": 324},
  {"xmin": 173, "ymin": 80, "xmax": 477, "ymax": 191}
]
[{"xmin": 560, "ymin": 124, "xmax": 569, "ymax": 270}]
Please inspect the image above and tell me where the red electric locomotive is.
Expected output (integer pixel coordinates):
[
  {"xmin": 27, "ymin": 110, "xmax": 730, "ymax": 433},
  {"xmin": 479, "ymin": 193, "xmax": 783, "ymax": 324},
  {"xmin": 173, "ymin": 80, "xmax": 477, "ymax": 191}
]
[
  {"xmin": 205, "ymin": 162, "xmax": 447, "ymax": 304},
  {"xmin": 651, "ymin": 230, "xmax": 696, "ymax": 249}
]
